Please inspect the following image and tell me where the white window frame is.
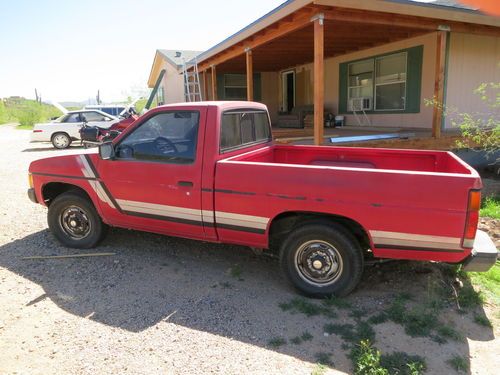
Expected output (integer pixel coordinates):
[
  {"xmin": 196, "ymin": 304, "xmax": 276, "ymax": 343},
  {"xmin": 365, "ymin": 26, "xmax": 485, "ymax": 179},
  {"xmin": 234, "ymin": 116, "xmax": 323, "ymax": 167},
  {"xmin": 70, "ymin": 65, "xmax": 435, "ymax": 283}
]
[
  {"xmin": 374, "ymin": 52, "xmax": 408, "ymax": 112},
  {"xmin": 346, "ymin": 52, "xmax": 408, "ymax": 112}
]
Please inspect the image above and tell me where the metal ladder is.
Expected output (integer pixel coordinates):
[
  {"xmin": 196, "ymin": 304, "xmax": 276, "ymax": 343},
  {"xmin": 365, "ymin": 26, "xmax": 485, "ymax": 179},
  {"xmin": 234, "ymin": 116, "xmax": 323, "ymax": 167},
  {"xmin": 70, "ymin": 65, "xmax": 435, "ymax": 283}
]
[{"xmin": 182, "ymin": 58, "xmax": 203, "ymax": 102}]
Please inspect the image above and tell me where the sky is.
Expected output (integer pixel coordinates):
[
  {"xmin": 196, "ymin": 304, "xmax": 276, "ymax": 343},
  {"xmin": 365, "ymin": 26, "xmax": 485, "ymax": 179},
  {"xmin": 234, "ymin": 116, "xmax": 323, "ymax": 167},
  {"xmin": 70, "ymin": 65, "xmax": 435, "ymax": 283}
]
[{"xmin": 0, "ymin": 0, "xmax": 284, "ymax": 103}]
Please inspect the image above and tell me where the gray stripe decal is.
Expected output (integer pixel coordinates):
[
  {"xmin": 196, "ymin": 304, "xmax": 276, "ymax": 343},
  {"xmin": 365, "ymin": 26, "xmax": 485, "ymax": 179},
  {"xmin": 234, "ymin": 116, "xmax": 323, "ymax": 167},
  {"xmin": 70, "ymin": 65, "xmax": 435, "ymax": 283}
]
[{"xmin": 370, "ymin": 230, "xmax": 462, "ymax": 251}]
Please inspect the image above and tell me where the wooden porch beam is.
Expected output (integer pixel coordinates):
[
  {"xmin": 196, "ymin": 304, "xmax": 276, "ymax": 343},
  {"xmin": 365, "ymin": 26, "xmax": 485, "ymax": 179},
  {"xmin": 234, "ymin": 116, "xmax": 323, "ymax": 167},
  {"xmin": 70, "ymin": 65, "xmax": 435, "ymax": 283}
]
[
  {"xmin": 202, "ymin": 71, "xmax": 208, "ymax": 101},
  {"xmin": 211, "ymin": 65, "xmax": 217, "ymax": 101},
  {"xmin": 313, "ymin": 15, "xmax": 324, "ymax": 146},
  {"xmin": 432, "ymin": 30, "xmax": 447, "ymax": 138},
  {"xmin": 246, "ymin": 49, "xmax": 254, "ymax": 101}
]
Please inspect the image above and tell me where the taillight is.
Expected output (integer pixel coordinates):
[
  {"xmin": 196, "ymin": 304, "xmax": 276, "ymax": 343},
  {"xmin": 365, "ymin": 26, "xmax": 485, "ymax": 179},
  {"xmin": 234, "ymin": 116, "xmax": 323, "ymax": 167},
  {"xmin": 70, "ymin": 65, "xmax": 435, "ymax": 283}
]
[
  {"xmin": 33, "ymin": 130, "xmax": 42, "ymax": 133},
  {"xmin": 463, "ymin": 190, "xmax": 481, "ymax": 248}
]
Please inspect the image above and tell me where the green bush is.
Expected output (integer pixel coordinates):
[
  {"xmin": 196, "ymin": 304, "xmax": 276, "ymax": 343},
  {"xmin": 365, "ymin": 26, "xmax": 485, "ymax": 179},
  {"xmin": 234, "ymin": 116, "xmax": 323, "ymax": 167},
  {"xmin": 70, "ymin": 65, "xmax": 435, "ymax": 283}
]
[{"xmin": 1, "ymin": 98, "xmax": 62, "ymax": 128}]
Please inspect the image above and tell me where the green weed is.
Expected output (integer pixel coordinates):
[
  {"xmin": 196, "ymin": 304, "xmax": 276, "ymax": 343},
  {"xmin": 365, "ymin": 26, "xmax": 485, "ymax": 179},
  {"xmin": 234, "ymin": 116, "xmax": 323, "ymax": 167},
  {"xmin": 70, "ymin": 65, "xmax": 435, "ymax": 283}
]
[
  {"xmin": 447, "ymin": 355, "xmax": 469, "ymax": 372},
  {"xmin": 268, "ymin": 337, "xmax": 286, "ymax": 348}
]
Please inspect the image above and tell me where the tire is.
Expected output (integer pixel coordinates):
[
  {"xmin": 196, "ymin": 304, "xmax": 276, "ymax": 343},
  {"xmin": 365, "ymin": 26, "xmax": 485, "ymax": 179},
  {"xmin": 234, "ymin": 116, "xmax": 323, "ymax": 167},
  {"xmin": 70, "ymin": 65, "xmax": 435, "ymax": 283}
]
[
  {"xmin": 47, "ymin": 192, "xmax": 108, "ymax": 248},
  {"xmin": 280, "ymin": 222, "xmax": 364, "ymax": 297},
  {"xmin": 51, "ymin": 132, "xmax": 72, "ymax": 149}
]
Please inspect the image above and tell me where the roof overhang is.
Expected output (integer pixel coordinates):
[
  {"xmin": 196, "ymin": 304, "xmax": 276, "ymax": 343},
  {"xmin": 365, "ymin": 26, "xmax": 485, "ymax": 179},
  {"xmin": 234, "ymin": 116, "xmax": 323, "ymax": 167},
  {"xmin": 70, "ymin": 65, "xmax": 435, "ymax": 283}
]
[{"xmin": 148, "ymin": 51, "xmax": 167, "ymax": 88}]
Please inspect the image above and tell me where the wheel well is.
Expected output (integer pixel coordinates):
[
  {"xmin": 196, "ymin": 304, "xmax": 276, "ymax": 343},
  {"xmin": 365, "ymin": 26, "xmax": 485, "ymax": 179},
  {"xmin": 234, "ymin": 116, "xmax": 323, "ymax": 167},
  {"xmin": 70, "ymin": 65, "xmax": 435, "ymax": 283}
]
[
  {"xmin": 268, "ymin": 212, "xmax": 371, "ymax": 254},
  {"xmin": 42, "ymin": 182, "xmax": 91, "ymax": 206}
]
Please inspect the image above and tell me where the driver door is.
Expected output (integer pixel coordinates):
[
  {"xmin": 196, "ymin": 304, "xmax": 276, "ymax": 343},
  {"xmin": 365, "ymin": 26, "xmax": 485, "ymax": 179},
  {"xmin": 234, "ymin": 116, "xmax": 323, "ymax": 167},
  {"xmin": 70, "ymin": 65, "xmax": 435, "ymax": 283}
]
[{"xmin": 95, "ymin": 108, "xmax": 206, "ymax": 239}]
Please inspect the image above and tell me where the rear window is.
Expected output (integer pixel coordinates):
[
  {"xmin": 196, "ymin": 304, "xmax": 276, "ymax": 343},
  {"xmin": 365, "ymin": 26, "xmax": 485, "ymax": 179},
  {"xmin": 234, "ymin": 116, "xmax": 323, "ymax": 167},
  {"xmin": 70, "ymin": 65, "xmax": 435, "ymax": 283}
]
[{"xmin": 220, "ymin": 110, "xmax": 271, "ymax": 153}]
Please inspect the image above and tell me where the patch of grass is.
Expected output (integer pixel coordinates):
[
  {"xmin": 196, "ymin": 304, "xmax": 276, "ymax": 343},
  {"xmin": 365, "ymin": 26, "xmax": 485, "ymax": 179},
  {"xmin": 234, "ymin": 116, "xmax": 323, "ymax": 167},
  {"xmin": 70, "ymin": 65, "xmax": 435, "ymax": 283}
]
[
  {"xmin": 380, "ymin": 352, "xmax": 427, "ymax": 375},
  {"xmin": 473, "ymin": 314, "xmax": 492, "ymax": 328},
  {"xmin": 228, "ymin": 265, "xmax": 244, "ymax": 281},
  {"xmin": 322, "ymin": 296, "xmax": 352, "ymax": 309},
  {"xmin": 384, "ymin": 298, "xmax": 439, "ymax": 337},
  {"xmin": 480, "ymin": 196, "xmax": 500, "ymax": 219},
  {"xmin": 279, "ymin": 298, "xmax": 336, "ymax": 318},
  {"xmin": 368, "ymin": 312, "xmax": 389, "ymax": 325},
  {"xmin": 350, "ymin": 308, "xmax": 369, "ymax": 319},
  {"xmin": 0, "ymin": 98, "xmax": 62, "ymax": 127},
  {"xmin": 314, "ymin": 352, "xmax": 334, "ymax": 367},
  {"xmin": 467, "ymin": 261, "xmax": 500, "ymax": 306},
  {"xmin": 436, "ymin": 325, "xmax": 463, "ymax": 342},
  {"xmin": 324, "ymin": 321, "xmax": 375, "ymax": 344},
  {"xmin": 350, "ymin": 340, "xmax": 388, "ymax": 375},
  {"xmin": 268, "ymin": 337, "xmax": 286, "ymax": 348},
  {"xmin": 456, "ymin": 282, "xmax": 485, "ymax": 308},
  {"xmin": 301, "ymin": 331, "xmax": 314, "ymax": 341},
  {"xmin": 447, "ymin": 355, "xmax": 469, "ymax": 372},
  {"xmin": 292, "ymin": 331, "xmax": 314, "ymax": 344},
  {"xmin": 311, "ymin": 363, "xmax": 328, "ymax": 375}
]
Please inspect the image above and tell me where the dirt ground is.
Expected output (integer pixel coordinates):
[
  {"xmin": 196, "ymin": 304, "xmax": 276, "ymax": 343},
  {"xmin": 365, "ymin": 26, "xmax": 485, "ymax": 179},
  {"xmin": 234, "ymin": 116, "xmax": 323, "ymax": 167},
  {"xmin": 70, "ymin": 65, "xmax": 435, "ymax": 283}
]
[{"xmin": 0, "ymin": 125, "xmax": 498, "ymax": 375}]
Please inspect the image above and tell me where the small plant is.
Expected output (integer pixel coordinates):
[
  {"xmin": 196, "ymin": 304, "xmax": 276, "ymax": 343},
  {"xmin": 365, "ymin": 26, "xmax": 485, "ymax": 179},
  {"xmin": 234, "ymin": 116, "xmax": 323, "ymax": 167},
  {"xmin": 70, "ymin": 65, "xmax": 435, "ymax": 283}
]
[
  {"xmin": 324, "ymin": 321, "xmax": 375, "ymax": 344},
  {"xmin": 350, "ymin": 340, "xmax": 388, "ymax": 375},
  {"xmin": 384, "ymin": 297, "xmax": 439, "ymax": 337},
  {"xmin": 473, "ymin": 314, "xmax": 492, "ymax": 328},
  {"xmin": 228, "ymin": 264, "xmax": 243, "ymax": 280},
  {"xmin": 436, "ymin": 325, "xmax": 463, "ymax": 342},
  {"xmin": 368, "ymin": 313, "xmax": 388, "ymax": 325},
  {"xmin": 447, "ymin": 355, "xmax": 469, "ymax": 372},
  {"xmin": 457, "ymin": 283, "xmax": 484, "ymax": 309},
  {"xmin": 314, "ymin": 352, "xmax": 334, "ymax": 367},
  {"xmin": 480, "ymin": 196, "xmax": 500, "ymax": 219},
  {"xmin": 268, "ymin": 337, "xmax": 286, "ymax": 348},
  {"xmin": 380, "ymin": 352, "xmax": 427, "ymax": 375},
  {"xmin": 311, "ymin": 363, "xmax": 328, "ymax": 375},
  {"xmin": 301, "ymin": 331, "xmax": 314, "ymax": 342},
  {"xmin": 322, "ymin": 296, "xmax": 352, "ymax": 309},
  {"xmin": 279, "ymin": 298, "xmax": 334, "ymax": 317},
  {"xmin": 350, "ymin": 308, "xmax": 369, "ymax": 319},
  {"xmin": 290, "ymin": 336, "xmax": 302, "ymax": 345}
]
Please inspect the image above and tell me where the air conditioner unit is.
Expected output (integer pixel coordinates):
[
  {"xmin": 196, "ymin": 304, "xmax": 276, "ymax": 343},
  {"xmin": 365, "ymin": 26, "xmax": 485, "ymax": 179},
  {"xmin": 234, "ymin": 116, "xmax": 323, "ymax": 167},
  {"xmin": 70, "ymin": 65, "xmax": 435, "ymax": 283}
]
[{"xmin": 349, "ymin": 97, "xmax": 372, "ymax": 112}]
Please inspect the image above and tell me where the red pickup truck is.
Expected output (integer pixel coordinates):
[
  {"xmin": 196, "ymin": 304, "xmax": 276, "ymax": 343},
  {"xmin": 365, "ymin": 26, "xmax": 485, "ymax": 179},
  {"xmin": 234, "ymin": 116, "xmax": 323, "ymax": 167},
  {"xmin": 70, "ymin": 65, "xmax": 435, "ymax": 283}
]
[{"xmin": 28, "ymin": 102, "xmax": 497, "ymax": 297}]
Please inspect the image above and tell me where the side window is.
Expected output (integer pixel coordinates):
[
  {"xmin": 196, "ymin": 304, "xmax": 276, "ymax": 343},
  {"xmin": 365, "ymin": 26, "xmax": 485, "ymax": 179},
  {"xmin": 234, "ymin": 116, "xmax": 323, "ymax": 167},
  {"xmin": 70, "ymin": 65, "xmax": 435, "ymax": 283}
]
[
  {"xmin": 220, "ymin": 110, "xmax": 271, "ymax": 152},
  {"xmin": 81, "ymin": 111, "xmax": 109, "ymax": 122},
  {"xmin": 115, "ymin": 111, "xmax": 199, "ymax": 164},
  {"xmin": 64, "ymin": 113, "xmax": 81, "ymax": 123}
]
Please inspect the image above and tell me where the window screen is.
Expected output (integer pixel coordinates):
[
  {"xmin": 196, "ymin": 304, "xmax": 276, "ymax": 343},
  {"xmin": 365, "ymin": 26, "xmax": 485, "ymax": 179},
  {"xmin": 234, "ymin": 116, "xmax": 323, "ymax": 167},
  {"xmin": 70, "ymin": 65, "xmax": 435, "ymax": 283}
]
[{"xmin": 220, "ymin": 111, "xmax": 271, "ymax": 152}]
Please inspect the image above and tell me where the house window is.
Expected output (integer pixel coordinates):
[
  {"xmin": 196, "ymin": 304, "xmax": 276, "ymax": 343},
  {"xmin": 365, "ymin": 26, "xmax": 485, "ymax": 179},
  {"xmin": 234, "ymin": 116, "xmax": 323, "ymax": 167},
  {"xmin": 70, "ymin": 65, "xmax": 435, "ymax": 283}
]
[
  {"xmin": 340, "ymin": 45, "xmax": 423, "ymax": 114},
  {"xmin": 224, "ymin": 74, "xmax": 247, "ymax": 100},
  {"xmin": 157, "ymin": 86, "xmax": 165, "ymax": 105}
]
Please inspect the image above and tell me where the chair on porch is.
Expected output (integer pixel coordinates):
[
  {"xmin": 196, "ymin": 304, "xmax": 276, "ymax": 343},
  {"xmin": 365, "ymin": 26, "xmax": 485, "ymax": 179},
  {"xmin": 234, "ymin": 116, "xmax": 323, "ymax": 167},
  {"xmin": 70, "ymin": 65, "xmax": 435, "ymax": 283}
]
[{"xmin": 276, "ymin": 105, "xmax": 314, "ymax": 128}]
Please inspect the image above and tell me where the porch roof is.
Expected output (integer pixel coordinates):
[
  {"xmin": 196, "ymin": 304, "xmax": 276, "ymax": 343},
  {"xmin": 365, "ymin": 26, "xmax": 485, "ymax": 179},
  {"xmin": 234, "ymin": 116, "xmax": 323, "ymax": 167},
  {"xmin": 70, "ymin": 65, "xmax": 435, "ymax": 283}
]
[{"xmin": 191, "ymin": 0, "xmax": 500, "ymax": 73}]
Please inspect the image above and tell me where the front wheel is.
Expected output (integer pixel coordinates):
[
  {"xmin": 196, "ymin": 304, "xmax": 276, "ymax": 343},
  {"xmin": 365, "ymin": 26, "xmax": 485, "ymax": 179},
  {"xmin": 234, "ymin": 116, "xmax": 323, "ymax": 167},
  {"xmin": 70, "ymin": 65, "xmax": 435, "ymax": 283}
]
[
  {"xmin": 52, "ymin": 132, "xmax": 72, "ymax": 149},
  {"xmin": 48, "ymin": 192, "xmax": 108, "ymax": 248},
  {"xmin": 280, "ymin": 223, "xmax": 364, "ymax": 297}
]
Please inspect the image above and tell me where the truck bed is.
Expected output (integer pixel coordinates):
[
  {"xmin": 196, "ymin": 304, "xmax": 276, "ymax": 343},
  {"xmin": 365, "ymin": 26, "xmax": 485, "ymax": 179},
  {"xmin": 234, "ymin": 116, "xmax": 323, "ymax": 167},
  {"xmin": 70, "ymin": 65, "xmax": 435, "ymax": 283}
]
[
  {"xmin": 225, "ymin": 145, "xmax": 475, "ymax": 174},
  {"xmin": 215, "ymin": 145, "xmax": 481, "ymax": 262}
]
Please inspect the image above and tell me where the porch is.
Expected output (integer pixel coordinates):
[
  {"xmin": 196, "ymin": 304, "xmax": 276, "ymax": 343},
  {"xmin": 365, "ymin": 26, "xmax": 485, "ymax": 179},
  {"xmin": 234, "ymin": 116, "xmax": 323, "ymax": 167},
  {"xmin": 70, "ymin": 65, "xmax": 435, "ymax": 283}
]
[{"xmin": 188, "ymin": 1, "xmax": 498, "ymax": 145}]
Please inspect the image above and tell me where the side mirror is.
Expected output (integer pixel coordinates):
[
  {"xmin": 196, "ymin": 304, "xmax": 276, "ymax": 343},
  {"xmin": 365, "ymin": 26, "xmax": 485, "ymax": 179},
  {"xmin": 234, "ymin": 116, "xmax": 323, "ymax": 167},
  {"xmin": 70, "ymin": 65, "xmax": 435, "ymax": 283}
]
[{"xmin": 99, "ymin": 142, "xmax": 115, "ymax": 160}]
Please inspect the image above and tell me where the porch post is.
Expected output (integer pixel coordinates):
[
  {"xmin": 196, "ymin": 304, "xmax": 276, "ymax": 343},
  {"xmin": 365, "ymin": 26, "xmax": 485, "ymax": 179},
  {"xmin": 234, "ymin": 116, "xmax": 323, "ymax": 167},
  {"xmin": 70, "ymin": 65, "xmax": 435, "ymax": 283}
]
[
  {"xmin": 211, "ymin": 65, "xmax": 217, "ymax": 100},
  {"xmin": 432, "ymin": 30, "xmax": 447, "ymax": 138},
  {"xmin": 202, "ymin": 70, "xmax": 208, "ymax": 101},
  {"xmin": 246, "ymin": 48, "xmax": 254, "ymax": 101},
  {"xmin": 313, "ymin": 14, "xmax": 325, "ymax": 146}
]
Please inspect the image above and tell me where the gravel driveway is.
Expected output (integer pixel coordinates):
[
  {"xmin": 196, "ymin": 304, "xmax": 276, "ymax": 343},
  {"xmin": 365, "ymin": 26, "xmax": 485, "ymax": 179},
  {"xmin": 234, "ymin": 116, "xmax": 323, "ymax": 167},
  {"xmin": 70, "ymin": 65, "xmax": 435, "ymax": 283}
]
[{"xmin": 0, "ymin": 125, "xmax": 498, "ymax": 375}]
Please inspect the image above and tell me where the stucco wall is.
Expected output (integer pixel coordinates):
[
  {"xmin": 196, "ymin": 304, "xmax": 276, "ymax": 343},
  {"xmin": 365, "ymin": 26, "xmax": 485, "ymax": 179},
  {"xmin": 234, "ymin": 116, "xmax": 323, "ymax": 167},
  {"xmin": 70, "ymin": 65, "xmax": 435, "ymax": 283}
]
[
  {"xmin": 261, "ymin": 72, "xmax": 280, "ymax": 123},
  {"xmin": 445, "ymin": 32, "xmax": 500, "ymax": 129},
  {"xmin": 279, "ymin": 32, "xmax": 437, "ymax": 128}
]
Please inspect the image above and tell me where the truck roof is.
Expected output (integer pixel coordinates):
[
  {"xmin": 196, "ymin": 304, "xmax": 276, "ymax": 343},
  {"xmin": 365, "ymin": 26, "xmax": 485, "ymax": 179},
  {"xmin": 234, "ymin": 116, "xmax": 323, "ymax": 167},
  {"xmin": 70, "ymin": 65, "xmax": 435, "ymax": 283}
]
[{"xmin": 155, "ymin": 101, "xmax": 268, "ymax": 111}]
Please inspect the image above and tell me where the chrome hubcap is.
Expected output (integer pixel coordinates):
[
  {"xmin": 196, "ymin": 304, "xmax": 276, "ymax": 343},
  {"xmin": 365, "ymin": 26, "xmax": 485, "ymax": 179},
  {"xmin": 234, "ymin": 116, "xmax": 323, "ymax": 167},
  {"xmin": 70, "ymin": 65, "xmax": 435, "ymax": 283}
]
[
  {"xmin": 294, "ymin": 240, "xmax": 343, "ymax": 286},
  {"xmin": 54, "ymin": 135, "xmax": 69, "ymax": 147},
  {"xmin": 59, "ymin": 206, "xmax": 91, "ymax": 239}
]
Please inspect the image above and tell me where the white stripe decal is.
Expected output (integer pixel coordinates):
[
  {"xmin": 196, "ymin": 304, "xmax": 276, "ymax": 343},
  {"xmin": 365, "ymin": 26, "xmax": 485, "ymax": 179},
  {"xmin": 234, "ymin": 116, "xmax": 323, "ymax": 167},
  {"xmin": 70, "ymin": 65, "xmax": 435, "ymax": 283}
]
[
  {"xmin": 79, "ymin": 155, "xmax": 96, "ymax": 178},
  {"xmin": 370, "ymin": 230, "xmax": 462, "ymax": 250},
  {"xmin": 115, "ymin": 199, "xmax": 269, "ymax": 230}
]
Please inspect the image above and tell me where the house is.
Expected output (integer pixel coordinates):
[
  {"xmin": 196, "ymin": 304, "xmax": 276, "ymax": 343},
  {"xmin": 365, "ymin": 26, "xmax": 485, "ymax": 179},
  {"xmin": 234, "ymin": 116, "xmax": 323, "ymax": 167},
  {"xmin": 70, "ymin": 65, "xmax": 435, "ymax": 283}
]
[
  {"xmin": 147, "ymin": 49, "xmax": 202, "ymax": 105},
  {"xmin": 147, "ymin": 0, "xmax": 500, "ymax": 144}
]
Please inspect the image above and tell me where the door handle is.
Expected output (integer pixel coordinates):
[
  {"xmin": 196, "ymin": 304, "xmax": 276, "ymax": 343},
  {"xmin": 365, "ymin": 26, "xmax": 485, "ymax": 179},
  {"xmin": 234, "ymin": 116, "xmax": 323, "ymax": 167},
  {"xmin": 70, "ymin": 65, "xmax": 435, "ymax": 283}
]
[{"xmin": 177, "ymin": 181, "xmax": 193, "ymax": 187}]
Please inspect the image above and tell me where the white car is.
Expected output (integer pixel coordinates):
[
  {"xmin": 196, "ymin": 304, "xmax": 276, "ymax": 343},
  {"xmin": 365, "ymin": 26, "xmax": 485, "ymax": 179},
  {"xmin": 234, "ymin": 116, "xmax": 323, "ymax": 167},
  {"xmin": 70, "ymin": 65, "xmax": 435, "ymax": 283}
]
[{"xmin": 30, "ymin": 110, "xmax": 119, "ymax": 149}]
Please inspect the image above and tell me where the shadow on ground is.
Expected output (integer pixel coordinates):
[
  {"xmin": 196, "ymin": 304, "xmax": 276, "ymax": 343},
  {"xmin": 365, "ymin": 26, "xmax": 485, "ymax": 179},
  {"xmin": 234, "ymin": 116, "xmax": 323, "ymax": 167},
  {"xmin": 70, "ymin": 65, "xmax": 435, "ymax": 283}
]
[{"xmin": 0, "ymin": 229, "xmax": 495, "ymax": 373}]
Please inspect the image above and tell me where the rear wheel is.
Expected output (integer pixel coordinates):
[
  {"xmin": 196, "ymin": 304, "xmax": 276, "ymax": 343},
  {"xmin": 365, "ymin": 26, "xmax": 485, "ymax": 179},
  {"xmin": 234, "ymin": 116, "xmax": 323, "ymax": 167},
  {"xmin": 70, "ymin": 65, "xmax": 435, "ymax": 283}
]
[
  {"xmin": 280, "ymin": 222, "xmax": 363, "ymax": 297},
  {"xmin": 51, "ymin": 132, "xmax": 72, "ymax": 149},
  {"xmin": 48, "ymin": 192, "xmax": 108, "ymax": 248}
]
